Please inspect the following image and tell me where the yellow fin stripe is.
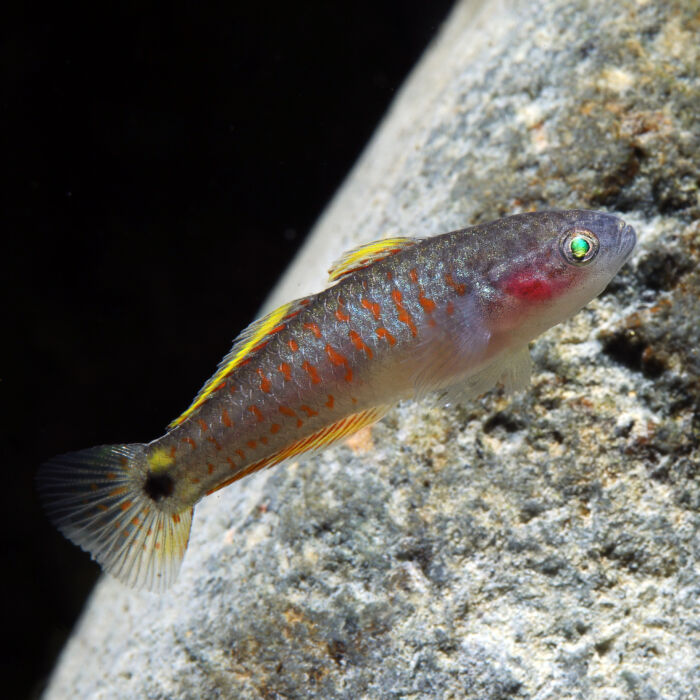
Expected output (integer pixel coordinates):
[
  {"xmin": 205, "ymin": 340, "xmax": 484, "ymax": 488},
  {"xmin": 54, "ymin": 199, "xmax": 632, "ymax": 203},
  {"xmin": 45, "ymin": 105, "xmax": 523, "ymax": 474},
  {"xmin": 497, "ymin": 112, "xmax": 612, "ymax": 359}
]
[
  {"xmin": 168, "ymin": 301, "xmax": 295, "ymax": 429},
  {"xmin": 327, "ymin": 237, "xmax": 417, "ymax": 283}
]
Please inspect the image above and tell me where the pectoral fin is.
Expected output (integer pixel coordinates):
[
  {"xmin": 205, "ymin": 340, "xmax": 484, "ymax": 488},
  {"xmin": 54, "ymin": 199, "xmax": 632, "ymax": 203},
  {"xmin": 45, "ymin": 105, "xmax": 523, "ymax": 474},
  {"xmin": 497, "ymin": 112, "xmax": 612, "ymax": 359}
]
[
  {"xmin": 500, "ymin": 346, "xmax": 533, "ymax": 394},
  {"xmin": 434, "ymin": 346, "xmax": 533, "ymax": 407}
]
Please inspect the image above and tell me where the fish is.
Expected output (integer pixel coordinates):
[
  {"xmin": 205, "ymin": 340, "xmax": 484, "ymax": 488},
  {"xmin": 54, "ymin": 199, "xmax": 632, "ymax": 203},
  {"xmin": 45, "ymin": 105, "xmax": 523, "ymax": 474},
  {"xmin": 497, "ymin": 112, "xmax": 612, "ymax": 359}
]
[{"xmin": 36, "ymin": 209, "xmax": 636, "ymax": 591}]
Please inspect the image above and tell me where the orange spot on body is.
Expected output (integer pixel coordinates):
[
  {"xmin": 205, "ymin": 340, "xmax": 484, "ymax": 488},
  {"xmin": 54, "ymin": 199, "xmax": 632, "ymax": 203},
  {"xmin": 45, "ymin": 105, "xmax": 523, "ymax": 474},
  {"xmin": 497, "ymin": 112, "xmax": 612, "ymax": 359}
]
[
  {"xmin": 326, "ymin": 394, "xmax": 335, "ymax": 409},
  {"xmin": 207, "ymin": 463, "xmax": 215, "ymax": 474},
  {"xmin": 260, "ymin": 436, "xmax": 268, "ymax": 445},
  {"xmin": 418, "ymin": 290, "xmax": 436, "ymax": 314},
  {"xmin": 446, "ymin": 301, "xmax": 455, "ymax": 316},
  {"xmin": 182, "ymin": 437, "xmax": 197, "ymax": 449},
  {"xmin": 213, "ymin": 381, "xmax": 227, "ymax": 392},
  {"xmin": 278, "ymin": 362, "xmax": 292, "ymax": 381},
  {"xmin": 325, "ymin": 344, "xmax": 353, "ymax": 382},
  {"xmin": 257, "ymin": 368, "xmax": 272, "ymax": 393},
  {"xmin": 221, "ymin": 408, "xmax": 232, "ymax": 428},
  {"xmin": 172, "ymin": 513, "xmax": 180, "ymax": 524},
  {"xmin": 169, "ymin": 445, "xmax": 177, "ymax": 458},
  {"xmin": 445, "ymin": 272, "xmax": 467, "ymax": 296},
  {"xmin": 303, "ymin": 322, "xmax": 322, "ymax": 339},
  {"xmin": 198, "ymin": 419, "xmax": 209, "ymax": 432},
  {"xmin": 247, "ymin": 440, "xmax": 258, "ymax": 449},
  {"xmin": 106, "ymin": 472, "xmax": 117, "ymax": 480},
  {"xmin": 248, "ymin": 405, "xmax": 264, "ymax": 422},
  {"xmin": 386, "ymin": 271, "xmax": 393, "ymax": 281},
  {"xmin": 191, "ymin": 477, "xmax": 200, "ymax": 484},
  {"xmin": 288, "ymin": 339, "xmax": 299, "ymax": 352},
  {"xmin": 409, "ymin": 268, "xmax": 419, "ymax": 284},
  {"xmin": 109, "ymin": 487, "xmax": 128, "ymax": 497},
  {"xmin": 349, "ymin": 330, "xmax": 373, "ymax": 358},
  {"xmin": 132, "ymin": 516, "xmax": 140, "ymax": 526},
  {"xmin": 300, "ymin": 405, "xmax": 318, "ymax": 417},
  {"xmin": 285, "ymin": 407, "xmax": 305, "ymax": 427},
  {"xmin": 206, "ymin": 436, "xmax": 222, "ymax": 451},
  {"xmin": 270, "ymin": 422, "xmax": 281, "ymax": 434},
  {"xmin": 325, "ymin": 343, "xmax": 347, "ymax": 366},
  {"xmin": 226, "ymin": 457, "xmax": 236, "ymax": 469},
  {"xmin": 154, "ymin": 542, "xmax": 161, "ymax": 550},
  {"xmin": 302, "ymin": 361, "xmax": 321, "ymax": 384},
  {"xmin": 336, "ymin": 308, "xmax": 350, "ymax": 322},
  {"xmin": 279, "ymin": 406, "xmax": 304, "ymax": 427},
  {"xmin": 361, "ymin": 298, "xmax": 381, "ymax": 320},
  {"xmin": 376, "ymin": 327, "xmax": 396, "ymax": 346},
  {"xmin": 120, "ymin": 500, "xmax": 133, "ymax": 511},
  {"xmin": 236, "ymin": 449, "xmax": 245, "ymax": 460},
  {"xmin": 391, "ymin": 289, "xmax": 417, "ymax": 336},
  {"xmin": 229, "ymin": 384, "xmax": 237, "ymax": 393}
]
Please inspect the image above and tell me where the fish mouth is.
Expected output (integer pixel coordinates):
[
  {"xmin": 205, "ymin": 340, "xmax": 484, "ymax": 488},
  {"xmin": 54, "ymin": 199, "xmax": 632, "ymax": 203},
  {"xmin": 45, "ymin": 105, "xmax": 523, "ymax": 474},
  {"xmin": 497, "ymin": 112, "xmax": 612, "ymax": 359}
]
[{"xmin": 619, "ymin": 223, "xmax": 637, "ymax": 263}]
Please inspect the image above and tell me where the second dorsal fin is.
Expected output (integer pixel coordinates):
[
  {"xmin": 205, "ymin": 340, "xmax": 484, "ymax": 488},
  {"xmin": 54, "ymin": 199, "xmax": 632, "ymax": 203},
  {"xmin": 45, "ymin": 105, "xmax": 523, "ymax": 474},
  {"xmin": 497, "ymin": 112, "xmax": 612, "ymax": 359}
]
[{"xmin": 327, "ymin": 236, "xmax": 418, "ymax": 283}]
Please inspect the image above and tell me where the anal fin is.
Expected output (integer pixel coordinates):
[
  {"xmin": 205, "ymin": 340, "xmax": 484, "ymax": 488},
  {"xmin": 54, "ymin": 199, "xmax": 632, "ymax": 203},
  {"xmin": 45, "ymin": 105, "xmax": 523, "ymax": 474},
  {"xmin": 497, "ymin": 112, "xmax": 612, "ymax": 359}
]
[
  {"xmin": 500, "ymin": 346, "xmax": 533, "ymax": 394},
  {"xmin": 206, "ymin": 405, "xmax": 389, "ymax": 494},
  {"xmin": 437, "ymin": 346, "xmax": 533, "ymax": 407}
]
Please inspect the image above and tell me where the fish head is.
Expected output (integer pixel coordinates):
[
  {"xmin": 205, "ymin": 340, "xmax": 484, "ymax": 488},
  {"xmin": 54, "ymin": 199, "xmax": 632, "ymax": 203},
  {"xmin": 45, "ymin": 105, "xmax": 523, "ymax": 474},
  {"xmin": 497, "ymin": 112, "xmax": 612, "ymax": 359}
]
[{"xmin": 488, "ymin": 209, "xmax": 637, "ymax": 341}]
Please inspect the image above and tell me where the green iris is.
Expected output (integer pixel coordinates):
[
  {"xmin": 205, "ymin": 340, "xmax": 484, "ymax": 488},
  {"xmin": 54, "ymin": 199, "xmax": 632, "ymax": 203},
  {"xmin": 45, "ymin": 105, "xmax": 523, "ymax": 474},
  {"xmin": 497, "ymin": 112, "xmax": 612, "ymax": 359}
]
[{"xmin": 570, "ymin": 236, "xmax": 590, "ymax": 259}]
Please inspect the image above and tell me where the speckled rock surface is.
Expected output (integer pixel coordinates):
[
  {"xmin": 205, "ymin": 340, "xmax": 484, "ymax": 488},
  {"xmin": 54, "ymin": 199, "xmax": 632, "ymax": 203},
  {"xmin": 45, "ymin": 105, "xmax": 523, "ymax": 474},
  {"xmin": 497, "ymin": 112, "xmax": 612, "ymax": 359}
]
[{"xmin": 45, "ymin": 1, "xmax": 699, "ymax": 698}]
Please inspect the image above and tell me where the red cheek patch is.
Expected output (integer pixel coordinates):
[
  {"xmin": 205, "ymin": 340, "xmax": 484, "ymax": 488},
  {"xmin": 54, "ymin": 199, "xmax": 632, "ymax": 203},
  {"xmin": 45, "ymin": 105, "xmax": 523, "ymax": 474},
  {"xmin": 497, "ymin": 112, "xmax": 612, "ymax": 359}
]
[{"xmin": 503, "ymin": 274, "xmax": 555, "ymax": 301}]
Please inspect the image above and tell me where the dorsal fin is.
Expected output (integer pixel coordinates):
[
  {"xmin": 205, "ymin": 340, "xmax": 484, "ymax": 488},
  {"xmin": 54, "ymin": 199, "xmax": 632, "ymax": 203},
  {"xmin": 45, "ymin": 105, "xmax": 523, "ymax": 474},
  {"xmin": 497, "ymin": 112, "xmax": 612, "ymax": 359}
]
[
  {"xmin": 168, "ymin": 297, "xmax": 310, "ymax": 429},
  {"xmin": 327, "ymin": 236, "xmax": 418, "ymax": 283}
]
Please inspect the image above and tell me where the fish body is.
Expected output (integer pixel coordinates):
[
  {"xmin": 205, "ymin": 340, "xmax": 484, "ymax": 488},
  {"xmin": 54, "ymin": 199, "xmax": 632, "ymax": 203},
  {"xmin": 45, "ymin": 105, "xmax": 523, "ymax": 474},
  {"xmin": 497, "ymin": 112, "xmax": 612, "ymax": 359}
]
[{"xmin": 37, "ymin": 210, "xmax": 636, "ymax": 590}]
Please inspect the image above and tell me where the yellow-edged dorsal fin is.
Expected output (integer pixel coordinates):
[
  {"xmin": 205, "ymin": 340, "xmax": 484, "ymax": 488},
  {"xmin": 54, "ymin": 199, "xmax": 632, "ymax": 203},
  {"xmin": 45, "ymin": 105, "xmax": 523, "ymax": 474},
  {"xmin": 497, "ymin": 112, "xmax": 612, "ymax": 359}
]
[
  {"xmin": 327, "ymin": 236, "xmax": 418, "ymax": 283},
  {"xmin": 168, "ymin": 297, "xmax": 310, "ymax": 429}
]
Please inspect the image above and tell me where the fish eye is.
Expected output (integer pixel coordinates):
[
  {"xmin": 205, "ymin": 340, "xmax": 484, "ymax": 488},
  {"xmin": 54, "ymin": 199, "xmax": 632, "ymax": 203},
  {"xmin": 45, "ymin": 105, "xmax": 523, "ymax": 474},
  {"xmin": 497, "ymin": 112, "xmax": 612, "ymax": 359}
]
[{"xmin": 560, "ymin": 228, "xmax": 599, "ymax": 265}]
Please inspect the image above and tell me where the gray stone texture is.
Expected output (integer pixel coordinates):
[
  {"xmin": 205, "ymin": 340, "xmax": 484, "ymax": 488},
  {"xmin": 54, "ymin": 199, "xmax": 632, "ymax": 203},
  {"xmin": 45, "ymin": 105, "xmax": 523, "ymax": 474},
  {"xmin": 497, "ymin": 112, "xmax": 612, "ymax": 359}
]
[{"xmin": 45, "ymin": 0, "xmax": 699, "ymax": 698}]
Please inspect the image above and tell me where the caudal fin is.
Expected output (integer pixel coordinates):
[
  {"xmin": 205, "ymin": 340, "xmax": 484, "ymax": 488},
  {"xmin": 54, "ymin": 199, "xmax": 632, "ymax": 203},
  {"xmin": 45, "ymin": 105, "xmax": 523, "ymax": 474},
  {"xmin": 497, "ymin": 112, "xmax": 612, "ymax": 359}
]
[{"xmin": 36, "ymin": 443, "xmax": 192, "ymax": 592}]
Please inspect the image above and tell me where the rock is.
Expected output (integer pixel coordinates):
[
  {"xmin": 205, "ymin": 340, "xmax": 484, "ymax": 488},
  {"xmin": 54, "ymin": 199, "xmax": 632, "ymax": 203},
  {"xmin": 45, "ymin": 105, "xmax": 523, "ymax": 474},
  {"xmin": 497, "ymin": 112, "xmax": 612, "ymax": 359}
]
[{"xmin": 45, "ymin": 0, "xmax": 699, "ymax": 697}]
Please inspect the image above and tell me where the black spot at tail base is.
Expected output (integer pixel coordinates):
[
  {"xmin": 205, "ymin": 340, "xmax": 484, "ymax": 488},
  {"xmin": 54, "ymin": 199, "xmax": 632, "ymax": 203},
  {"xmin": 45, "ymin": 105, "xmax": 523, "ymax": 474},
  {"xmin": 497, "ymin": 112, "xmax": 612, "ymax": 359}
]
[{"xmin": 144, "ymin": 472, "xmax": 175, "ymax": 501}]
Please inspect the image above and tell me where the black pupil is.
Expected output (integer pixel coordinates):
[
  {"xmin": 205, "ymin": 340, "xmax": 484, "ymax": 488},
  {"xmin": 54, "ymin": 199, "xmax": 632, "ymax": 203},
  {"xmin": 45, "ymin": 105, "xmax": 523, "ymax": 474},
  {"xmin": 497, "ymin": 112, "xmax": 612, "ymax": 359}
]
[{"xmin": 144, "ymin": 472, "xmax": 175, "ymax": 500}]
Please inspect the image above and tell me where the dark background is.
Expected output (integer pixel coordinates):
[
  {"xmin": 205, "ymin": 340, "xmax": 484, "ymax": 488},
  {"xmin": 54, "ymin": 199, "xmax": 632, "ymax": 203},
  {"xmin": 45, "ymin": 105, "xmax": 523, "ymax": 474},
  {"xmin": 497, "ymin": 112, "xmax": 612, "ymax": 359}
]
[{"xmin": 2, "ymin": 2, "xmax": 455, "ymax": 697}]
